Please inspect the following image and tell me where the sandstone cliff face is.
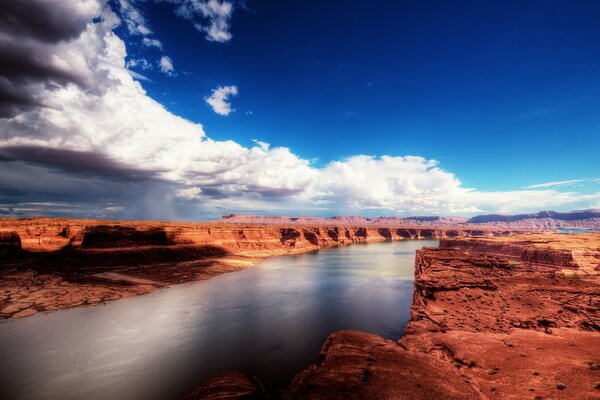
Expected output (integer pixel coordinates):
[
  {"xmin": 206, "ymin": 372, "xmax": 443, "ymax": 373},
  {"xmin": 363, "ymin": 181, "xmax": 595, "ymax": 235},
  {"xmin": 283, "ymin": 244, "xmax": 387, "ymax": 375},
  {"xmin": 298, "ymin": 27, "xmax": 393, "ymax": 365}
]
[
  {"xmin": 440, "ymin": 233, "xmax": 600, "ymax": 275},
  {"xmin": 0, "ymin": 218, "xmax": 523, "ymax": 319},
  {"xmin": 283, "ymin": 235, "xmax": 600, "ymax": 400},
  {"xmin": 0, "ymin": 217, "xmax": 521, "ymax": 257}
]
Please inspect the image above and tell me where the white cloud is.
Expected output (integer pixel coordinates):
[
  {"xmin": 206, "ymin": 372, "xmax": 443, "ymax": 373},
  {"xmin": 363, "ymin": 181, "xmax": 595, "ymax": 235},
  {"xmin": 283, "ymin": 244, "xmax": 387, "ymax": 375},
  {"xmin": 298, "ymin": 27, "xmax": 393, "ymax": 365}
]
[
  {"xmin": 175, "ymin": 186, "xmax": 203, "ymax": 200},
  {"xmin": 105, "ymin": 206, "xmax": 125, "ymax": 212},
  {"xmin": 205, "ymin": 85, "xmax": 238, "ymax": 116},
  {"xmin": 175, "ymin": 0, "xmax": 235, "ymax": 42},
  {"xmin": 159, "ymin": 56, "xmax": 175, "ymax": 76},
  {"xmin": 118, "ymin": 0, "xmax": 152, "ymax": 35},
  {"xmin": 525, "ymin": 179, "xmax": 587, "ymax": 189},
  {"xmin": 142, "ymin": 37, "xmax": 163, "ymax": 49},
  {"xmin": 126, "ymin": 57, "xmax": 153, "ymax": 70}
]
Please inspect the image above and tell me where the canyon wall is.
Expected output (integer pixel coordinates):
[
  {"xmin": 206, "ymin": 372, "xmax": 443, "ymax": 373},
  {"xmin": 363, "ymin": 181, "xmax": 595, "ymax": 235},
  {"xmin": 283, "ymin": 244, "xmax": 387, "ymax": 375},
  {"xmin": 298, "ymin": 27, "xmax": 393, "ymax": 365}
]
[
  {"xmin": 0, "ymin": 217, "xmax": 518, "ymax": 256},
  {"xmin": 0, "ymin": 218, "xmax": 524, "ymax": 319}
]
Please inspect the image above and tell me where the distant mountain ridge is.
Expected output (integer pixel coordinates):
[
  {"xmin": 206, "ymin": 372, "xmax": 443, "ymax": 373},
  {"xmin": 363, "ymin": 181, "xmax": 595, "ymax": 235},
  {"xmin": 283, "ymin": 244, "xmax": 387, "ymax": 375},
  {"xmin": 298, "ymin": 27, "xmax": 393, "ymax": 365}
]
[{"xmin": 219, "ymin": 210, "xmax": 600, "ymax": 230}]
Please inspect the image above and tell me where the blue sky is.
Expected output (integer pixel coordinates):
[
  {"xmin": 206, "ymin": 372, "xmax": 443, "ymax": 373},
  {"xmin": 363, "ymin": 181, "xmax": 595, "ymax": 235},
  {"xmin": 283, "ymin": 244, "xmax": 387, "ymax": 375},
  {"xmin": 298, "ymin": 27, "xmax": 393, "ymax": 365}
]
[
  {"xmin": 132, "ymin": 0, "xmax": 600, "ymax": 191},
  {"xmin": 0, "ymin": 0, "xmax": 599, "ymax": 219}
]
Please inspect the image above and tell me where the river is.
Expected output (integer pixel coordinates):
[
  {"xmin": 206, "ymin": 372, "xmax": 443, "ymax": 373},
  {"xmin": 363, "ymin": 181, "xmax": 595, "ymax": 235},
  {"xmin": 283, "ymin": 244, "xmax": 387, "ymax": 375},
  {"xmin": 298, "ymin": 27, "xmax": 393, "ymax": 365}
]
[{"xmin": 0, "ymin": 239, "xmax": 437, "ymax": 399}]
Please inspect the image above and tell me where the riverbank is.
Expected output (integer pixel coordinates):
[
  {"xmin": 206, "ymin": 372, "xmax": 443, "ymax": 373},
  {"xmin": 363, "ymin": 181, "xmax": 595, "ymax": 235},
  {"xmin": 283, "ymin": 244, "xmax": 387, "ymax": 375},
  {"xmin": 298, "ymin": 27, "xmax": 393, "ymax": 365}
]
[{"xmin": 0, "ymin": 218, "xmax": 525, "ymax": 319}]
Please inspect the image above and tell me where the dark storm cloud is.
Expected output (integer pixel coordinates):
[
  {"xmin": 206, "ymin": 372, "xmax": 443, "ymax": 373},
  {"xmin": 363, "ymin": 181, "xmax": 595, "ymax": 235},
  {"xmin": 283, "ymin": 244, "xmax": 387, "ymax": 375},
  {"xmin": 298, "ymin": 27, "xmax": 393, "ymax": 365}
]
[
  {"xmin": 0, "ymin": 37, "xmax": 89, "ymax": 84},
  {"xmin": 0, "ymin": 160, "xmax": 177, "ymax": 220},
  {"xmin": 0, "ymin": 0, "xmax": 96, "ymax": 43},
  {"xmin": 0, "ymin": 77, "xmax": 44, "ymax": 117},
  {"xmin": 0, "ymin": 0, "xmax": 102, "ymax": 117},
  {"xmin": 0, "ymin": 146, "xmax": 164, "ymax": 180}
]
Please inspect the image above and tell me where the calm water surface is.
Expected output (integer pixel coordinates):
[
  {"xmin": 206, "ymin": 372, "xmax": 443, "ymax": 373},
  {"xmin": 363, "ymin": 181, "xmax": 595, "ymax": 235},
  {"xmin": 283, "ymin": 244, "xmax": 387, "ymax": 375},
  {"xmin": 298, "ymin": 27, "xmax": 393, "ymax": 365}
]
[{"xmin": 0, "ymin": 240, "xmax": 437, "ymax": 399}]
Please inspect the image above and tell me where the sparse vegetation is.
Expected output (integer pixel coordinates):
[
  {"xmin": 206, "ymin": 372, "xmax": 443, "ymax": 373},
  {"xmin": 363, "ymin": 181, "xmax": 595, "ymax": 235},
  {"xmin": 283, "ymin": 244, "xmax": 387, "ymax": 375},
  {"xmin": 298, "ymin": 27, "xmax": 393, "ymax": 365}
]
[
  {"xmin": 556, "ymin": 383, "xmax": 566, "ymax": 390},
  {"xmin": 593, "ymin": 382, "xmax": 600, "ymax": 390},
  {"xmin": 467, "ymin": 359, "xmax": 476, "ymax": 368},
  {"xmin": 532, "ymin": 371, "xmax": 540, "ymax": 376}
]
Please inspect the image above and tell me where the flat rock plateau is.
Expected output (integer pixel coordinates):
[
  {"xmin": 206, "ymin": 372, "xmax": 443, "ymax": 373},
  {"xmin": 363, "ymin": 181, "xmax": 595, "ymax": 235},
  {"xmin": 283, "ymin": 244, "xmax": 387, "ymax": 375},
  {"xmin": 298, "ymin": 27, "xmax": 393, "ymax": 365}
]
[{"xmin": 219, "ymin": 209, "xmax": 600, "ymax": 230}]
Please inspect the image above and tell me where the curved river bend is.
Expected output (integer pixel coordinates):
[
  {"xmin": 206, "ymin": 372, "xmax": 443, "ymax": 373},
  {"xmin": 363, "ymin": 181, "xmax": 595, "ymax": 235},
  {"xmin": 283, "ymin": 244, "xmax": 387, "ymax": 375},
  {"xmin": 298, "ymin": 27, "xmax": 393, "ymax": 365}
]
[{"xmin": 0, "ymin": 240, "xmax": 437, "ymax": 399}]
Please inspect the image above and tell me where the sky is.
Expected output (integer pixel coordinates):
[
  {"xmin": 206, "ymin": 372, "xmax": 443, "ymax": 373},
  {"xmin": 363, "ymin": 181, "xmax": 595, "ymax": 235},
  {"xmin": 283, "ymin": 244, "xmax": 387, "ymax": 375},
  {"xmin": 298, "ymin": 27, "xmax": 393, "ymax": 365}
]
[{"xmin": 0, "ymin": 0, "xmax": 599, "ymax": 220}]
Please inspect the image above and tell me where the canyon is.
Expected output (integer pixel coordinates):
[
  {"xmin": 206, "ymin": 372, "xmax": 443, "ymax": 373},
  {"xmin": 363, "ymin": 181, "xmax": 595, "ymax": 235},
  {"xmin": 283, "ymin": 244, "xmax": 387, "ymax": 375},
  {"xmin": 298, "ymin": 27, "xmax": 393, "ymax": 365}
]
[
  {"xmin": 1, "ymin": 218, "xmax": 599, "ymax": 400},
  {"xmin": 188, "ymin": 233, "xmax": 600, "ymax": 399},
  {"xmin": 0, "ymin": 217, "xmax": 520, "ymax": 319}
]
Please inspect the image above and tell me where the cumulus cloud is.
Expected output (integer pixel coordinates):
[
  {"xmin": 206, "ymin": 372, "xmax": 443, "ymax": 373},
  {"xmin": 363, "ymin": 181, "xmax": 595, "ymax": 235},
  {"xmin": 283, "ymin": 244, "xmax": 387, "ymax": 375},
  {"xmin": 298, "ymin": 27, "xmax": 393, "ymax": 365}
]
[
  {"xmin": 205, "ymin": 85, "xmax": 238, "ymax": 115},
  {"xmin": 159, "ymin": 56, "xmax": 175, "ymax": 76},
  {"xmin": 175, "ymin": 186, "xmax": 202, "ymax": 200},
  {"xmin": 0, "ymin": 0, "xmax": 598, "ymax": 220}
]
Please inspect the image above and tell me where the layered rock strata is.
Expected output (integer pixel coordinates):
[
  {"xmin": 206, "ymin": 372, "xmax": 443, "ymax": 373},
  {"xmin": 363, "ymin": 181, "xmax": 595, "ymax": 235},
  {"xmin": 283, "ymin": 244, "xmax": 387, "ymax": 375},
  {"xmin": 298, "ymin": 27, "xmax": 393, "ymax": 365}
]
[{"xmin": 0, "ymin": 218, "xmax": 519, "ymax": 319}]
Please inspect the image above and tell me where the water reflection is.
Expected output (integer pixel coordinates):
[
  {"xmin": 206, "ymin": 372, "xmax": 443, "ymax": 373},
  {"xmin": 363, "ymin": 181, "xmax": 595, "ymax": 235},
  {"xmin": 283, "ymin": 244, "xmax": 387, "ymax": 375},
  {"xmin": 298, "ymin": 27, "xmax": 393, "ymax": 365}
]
[{"xmin": 0, "ymin": 240, "xmax": 437, "ymax": 399}]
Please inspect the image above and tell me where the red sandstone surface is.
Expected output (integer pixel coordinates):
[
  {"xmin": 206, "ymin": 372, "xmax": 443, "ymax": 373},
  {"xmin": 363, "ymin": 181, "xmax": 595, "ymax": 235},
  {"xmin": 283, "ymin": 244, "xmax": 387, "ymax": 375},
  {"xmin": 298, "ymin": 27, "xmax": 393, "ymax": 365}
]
[{"xmin": 0, "ymin": 217, "xmax": 518, "ymax": 319}]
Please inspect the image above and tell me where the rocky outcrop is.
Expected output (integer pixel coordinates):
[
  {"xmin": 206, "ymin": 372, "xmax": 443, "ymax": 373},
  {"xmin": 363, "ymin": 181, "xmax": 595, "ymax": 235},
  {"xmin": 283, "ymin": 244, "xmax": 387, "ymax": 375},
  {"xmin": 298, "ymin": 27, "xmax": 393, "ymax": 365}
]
[
  {"xmin": 284, "ymin": 234, "xmax": 600, "ymax": 400},
  {"xmin": 284, "ymin": 331, "xmax": 481, "ymax": 400}
]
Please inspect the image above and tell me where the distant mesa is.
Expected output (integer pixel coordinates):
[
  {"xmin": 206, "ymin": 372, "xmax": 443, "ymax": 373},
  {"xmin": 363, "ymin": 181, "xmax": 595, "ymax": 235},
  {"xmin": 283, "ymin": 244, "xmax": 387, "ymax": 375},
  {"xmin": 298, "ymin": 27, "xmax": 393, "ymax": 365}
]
[{"xmin": 218, "ymin": 209, "xmax": 600, "ymax": 230}]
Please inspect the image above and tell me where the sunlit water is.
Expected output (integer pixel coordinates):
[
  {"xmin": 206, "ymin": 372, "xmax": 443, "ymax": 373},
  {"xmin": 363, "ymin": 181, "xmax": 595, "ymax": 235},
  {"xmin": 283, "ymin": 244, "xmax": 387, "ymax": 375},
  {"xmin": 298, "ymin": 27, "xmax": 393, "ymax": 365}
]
[{"xmin": 0, "ymin": 240, "xmax": 437, "ymax": 399}]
